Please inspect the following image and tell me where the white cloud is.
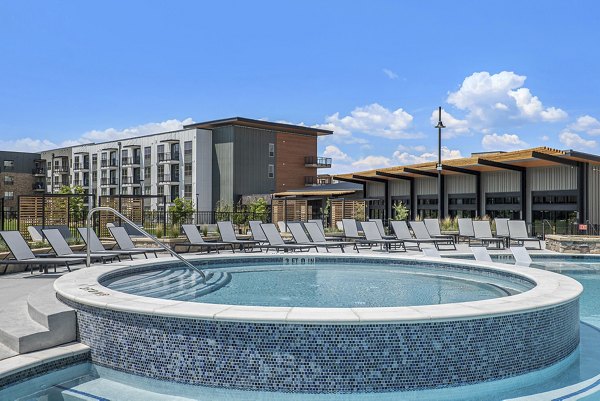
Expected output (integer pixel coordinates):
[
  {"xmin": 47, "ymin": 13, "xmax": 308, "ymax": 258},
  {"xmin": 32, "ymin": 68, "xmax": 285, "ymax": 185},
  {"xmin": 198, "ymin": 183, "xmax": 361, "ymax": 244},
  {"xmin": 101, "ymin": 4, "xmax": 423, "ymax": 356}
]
[
  {"xmin": 429, "ymin": 109, "xmax": 470, "ymax": 138},
  {"xmin": 351, "ymin": 155, "xmax": 392, "ymax": 170},
  {"xmin": 315, "ymin": 103, "xmax": 419, "ymax": 141},
  {"xmin": 0, "ymin": 118, "xmax": 195, "ymax": 152},
  {"xmin": 568, "ymin": 115, "xmax": 600, "ymax": 136},
  {"xmin": 393, "ymin": 146, "xmax": 463, "ymax": 165},
  {"xmin": 322, "ymin": 145, "xmax": 352, "ymax": 163},
  {"xmin": 382, "ymin": 68, "xmax": 398, "ymax": 80},
  {"xmin": 481, "ymin": 133, "xmax": 528, "ymax": 151},
  {"xmin": 541, "ymin": 135, "xmax": 550, "ymax": 141},
  {"xmin": 559, "ymin": 131, "xmax": 597, "ymax": 150},
  {"xmin": 447, "ymin": 71, "xmax": 567, "ymax": 125}
]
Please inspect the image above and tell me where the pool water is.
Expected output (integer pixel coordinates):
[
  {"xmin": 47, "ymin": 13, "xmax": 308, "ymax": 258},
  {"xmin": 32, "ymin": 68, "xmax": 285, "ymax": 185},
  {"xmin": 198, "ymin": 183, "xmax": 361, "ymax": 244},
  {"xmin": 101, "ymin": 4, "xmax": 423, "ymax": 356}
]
[
  {"xmin": 3, "ymin": 256, "xmax": 600, "ymax": 400},
  {"xmin": 103, "ymin": 263, "xmax": 530, "ymax": 307}
]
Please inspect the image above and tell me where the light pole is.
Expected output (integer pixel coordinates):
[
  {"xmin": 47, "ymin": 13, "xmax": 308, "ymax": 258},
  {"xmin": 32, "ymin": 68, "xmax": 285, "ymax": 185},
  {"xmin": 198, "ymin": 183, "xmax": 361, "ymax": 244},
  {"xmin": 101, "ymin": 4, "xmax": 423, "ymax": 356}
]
[
  {"xmin": 51, "ymin": 153, "xmax": 55, "ymax": 194},
  {"xmin": 435, "ymin": 106, "xmax": 446, "ymax": 219},
  {"xmin": 117, "ymin": 142, "xmax": 122, "ymax": 195}
]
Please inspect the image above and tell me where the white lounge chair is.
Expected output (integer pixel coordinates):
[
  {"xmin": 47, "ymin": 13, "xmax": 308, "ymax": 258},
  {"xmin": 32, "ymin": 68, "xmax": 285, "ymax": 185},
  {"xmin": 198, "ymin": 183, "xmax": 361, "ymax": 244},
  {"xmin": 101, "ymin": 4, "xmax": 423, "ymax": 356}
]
[
  {"xmin": 494, "ymin": 218, "xmax": 511, "ymax": 248},
  {"xmin": 359, "ymin": 222, "xmax": 406, "ymax": 252},
  {"xmin": 260, "ymin": 223, "xmax": 316, "ymax": 253},
  {"xmin": 369, "ymin": 219, "xmax": 395, "ymax": 239},
  {"xmin": 508, "ymin": 221, "xmax": 542, "ymax": 249},
  {"xmin": 458, "ymin": 218, "xmax": 475, "ymax": 244},
  {"xmin": 176, "ymin": 224, "xmax": 235, "ymax": 254},
  {"xmin": 217, "ymin": 221, "xmax": 261, "ymax": 252},
  {"xmin": 107, "ymin": 226, "xmax": 160, "ymax": 258},
  {"xmin": 303, "ymin": 222, "xmax": 358, "ymax": 253},
  {"xmin": 409, "ymin": 221, "xmax": 456, "ymax": 250},
  {"xmin": 389, "ymin": 220, "xmax": 427, "ymax": 250},
  {"xmin": 342, "ymin": 219, "xmax": 364, "ymax": 240},
  {"xmin": 510, "ymin": 246, "xmax": 532, "ymax": 267},
  {"xmin": 470, "ymin": 246, "xmax": 493, "ymax": 263},
  {"xmin": 287, "ymin": 222, "xmax": 351, "ymax": 253},
  {"xmin": 307, "ymin": 219, "xmax": 339, "ymax": 241},
  {"xmin": 78, "ymin": 228, "xmax": 149, "ymax": 260},
  {"xmin": 472, "ymin": 221, "xmax": 505, "ymax": 249}
]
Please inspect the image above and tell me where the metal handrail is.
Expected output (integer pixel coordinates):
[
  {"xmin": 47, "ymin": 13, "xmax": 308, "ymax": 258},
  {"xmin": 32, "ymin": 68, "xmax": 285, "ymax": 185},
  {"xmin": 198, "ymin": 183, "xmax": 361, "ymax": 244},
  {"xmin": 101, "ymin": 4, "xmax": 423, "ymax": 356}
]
[
  {"xmin": 541, "ymin": 219, "xmax": 554, "ymax": 239},
  {"xmin": 86, "ymin": 206, "xmax": 206, "ymax": 282}
]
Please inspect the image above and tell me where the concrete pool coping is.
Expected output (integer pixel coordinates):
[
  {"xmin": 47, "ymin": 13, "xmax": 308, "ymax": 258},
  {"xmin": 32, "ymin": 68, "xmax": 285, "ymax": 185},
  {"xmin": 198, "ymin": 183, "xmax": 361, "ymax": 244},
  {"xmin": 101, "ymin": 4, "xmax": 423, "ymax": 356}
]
[{"xmin": 53, "ymin": 252, "xmax": 583, "ymax": 324}]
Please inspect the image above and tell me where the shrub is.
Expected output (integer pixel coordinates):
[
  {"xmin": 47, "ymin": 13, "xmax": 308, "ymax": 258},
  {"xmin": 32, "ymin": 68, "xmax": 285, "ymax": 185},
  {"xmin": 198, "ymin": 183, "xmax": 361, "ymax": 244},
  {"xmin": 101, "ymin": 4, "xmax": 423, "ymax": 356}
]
[{"xmin": 392, "ymin": 201, "xmax": 409, "ymax": 221}]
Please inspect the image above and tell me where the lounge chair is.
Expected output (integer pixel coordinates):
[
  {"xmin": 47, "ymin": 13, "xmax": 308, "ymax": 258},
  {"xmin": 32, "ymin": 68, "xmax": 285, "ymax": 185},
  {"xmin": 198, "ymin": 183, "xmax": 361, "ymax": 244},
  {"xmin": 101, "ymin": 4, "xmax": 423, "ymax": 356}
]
[
  {"xmin": 360, "ymin": 221, "xmax": 406, "ymax": 252},
  {"xmin": 470, "ymin": 246, "xmax": 493, "ymax": 263},
  {"xmin": 248, "ymin": 220, "xmax": 271, "ymax": 244},
  {"xmin": 287, "ymin": 222, "xmax": 352, "ymax": 253},
  {"xmin": 458, "ymin": 218, "xmax": 475, "ymax": 244},
  {"xmin": 422, "ymin": 246, "xmax": 441, "ymax": 258},
  {"xmin": 42, "ymin": 228, "xmax": 118, "ymax": 263},
  {"xmin": 423, "ymin": 219, "xmax": 455, "ymax": 241},
  {"xmin": 175, "ymin": 224, "xmax": 235, "ymax": 254},
  {"xmin": 259, "ymin": 223, "xmax": 316, "ymax": 253},
  {"xmin": 107, "ymin": 226, "xmax": 160, "ymax": 258},
  {"xmin": 217, "ymin": 221, "xmax": 261, "ymax": 252},
  {"xmin": 409, "ymin": 221, "xmax": 456, "ymax": 250},
  {"xmin": 508, "ymin": 220, "xmax": 542, "ymax": 249},
  {"xmin": 78, "ymin": 228, "xmax": 149, "ymax": 260},
  {"xmin": 472, "ymin": 221, "xmax": 505, "ymax": 249},
  {"xmin": 0, "ymin": 231, "xmax": 86, "ymax": 274},
  {"xmin": 307, "ymin": 219, "xmax": 340, "ymax": 241},
  {"xmin": 342, "ymin": 219, "xmax": 364, "ymax": 240},
  {"xmin": 304, "ymin": 222, "xmax": 359, "ymax": 253},
  {"xmin": 389, "ymin": 220, "xmax": 426, "ymax": 250},
  {"xmin": 510, "ymin": 246, "xmax": 532, "ymax": 267},
  {"xmin": 494, "ymin": 218, "xmax": 511, "ymax": 248},
  {"xmin": 369, "ymin": 219, "xmax": 395, "ymax": 239}
]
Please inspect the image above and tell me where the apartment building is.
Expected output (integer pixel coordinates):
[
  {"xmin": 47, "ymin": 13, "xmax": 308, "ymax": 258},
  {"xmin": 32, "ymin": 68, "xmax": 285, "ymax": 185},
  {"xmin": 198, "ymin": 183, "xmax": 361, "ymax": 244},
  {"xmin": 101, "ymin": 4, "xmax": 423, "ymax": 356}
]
[
  {"xmin": 39, "ymin": 117, "xmax": 332, "ymax": 210},
  {"xmin": 0, "ymin": 151, "xmax": 42, "ymax": 211},
  {"xmin": 335, "ymin": 147, "xmax": 600, "ymax": 235}
]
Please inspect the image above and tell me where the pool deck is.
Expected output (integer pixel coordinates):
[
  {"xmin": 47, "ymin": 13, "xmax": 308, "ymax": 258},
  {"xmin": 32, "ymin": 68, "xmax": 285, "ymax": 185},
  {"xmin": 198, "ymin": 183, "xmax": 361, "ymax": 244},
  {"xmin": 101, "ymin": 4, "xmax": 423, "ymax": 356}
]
[{"xmin": 0, "ymin": 242, "xmax": 560, "ymax": 385}]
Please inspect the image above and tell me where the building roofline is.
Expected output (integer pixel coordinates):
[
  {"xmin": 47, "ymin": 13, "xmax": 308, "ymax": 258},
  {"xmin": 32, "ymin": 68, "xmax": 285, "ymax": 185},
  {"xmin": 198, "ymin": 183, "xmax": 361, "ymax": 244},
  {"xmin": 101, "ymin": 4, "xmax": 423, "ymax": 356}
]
[{"xmin": 184, "ymin": 117, "xmax": 333, "ymax": 136}]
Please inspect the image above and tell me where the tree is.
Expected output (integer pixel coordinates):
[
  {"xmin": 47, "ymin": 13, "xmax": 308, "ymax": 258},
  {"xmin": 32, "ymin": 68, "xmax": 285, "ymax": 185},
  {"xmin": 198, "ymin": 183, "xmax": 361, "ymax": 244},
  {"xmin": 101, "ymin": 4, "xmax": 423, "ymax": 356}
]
[
  {"xmin": 248, "ymin": 197, "xmax": 269, "ymax": 222},
  {"xmin": 392, "ymin": 201, "xmax": 409, "ymax": 221},
  {"xmin": 58, "ymin": 185, "xmax": 86, "ymax": 218},
  {"xmin": 169, "ymin": 197, "xmax": 194, "ymax": 225}
]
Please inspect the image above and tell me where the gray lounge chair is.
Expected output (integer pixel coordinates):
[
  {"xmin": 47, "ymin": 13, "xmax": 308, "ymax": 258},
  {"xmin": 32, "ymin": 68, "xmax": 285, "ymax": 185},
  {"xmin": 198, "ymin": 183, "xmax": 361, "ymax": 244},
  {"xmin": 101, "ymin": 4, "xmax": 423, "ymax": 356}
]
[
  {"xmin": 510, "ymin": 246, "xmax": 532, "ymax": 267},
  {"xmin": 307, "ymin": 219, "xmax": 340, "ymax": 241},
  {"xmin": 0, "ymin": 231, "xmax": 85, "ymax": 274},
  {"xmin": 260, "ymin": 223, "xmax": 316, "ymax": 253},
  {"xmin": 458, "ymin": 218, "xmax": 475, "ymax": 244},
  {"xmin": 472, "ymin": 221, "xmax": 505, "ymax": 249},
  {"xmin": 287, "ymin": 222, "xmax": 351, "ymax": 253},
  {"xmin": 409, "ymin": 221, "xmax": 456, "ymax": 250},
  {"xmin": 304, "ymin": 222, "xmax": 359, "ymax": 253},
  {"xmin": 369, "ymin": 219, "xmax": 395, "ymax": 239},
  {"xmin": 360, "ymin": 222, "xmax": 406, "ymax": 252},
  {"xmin": 470, "ymin": 246, "xmax": 493, "ymax": 263},
  {"xmin": 342, "ymin": 219, "xmax": 364, "ymax": 240},
  {"xmin": 176, "ymin": 224, "xmax": 235, "ymax": 254},
  {"xmin": 78, "ymin": 228, "xmax": 149, "ymax": 260},
  {"xmin": 107, "ymin": 226, "xmax": 159, "ymax": 258},
  {"xmin": 494, "ymin": 218, "xmax": 511, "ymax": 247},
  {"xmin": 42, "ymin": 228, "xmax": 118, "ymax": 264},
  {"xmin": 508, "ymin": 220, "xmax": 542, "ymax": 249},
  {"xmin": 389, "ymin": 220, "xmax": 425, "ymax": 250},
  {"xmin": 217, "ymin": 221, "xmax": 261, "ymax": 252},
  {"xmin": 249, "ymin": 220, "xmax": 270, "ymax": 244},
  {"xmin": 423, "ymin": 219, "xmax": 455, "ymax": 241}
]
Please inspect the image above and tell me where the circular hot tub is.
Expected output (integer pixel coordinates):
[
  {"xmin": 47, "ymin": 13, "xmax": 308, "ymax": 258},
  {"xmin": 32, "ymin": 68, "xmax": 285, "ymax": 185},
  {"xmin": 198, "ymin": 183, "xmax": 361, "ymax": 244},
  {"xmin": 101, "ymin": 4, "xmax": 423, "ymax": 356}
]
[{"xmin": 54, "ymin": 254, "xmax": 582, "ymax": 393}]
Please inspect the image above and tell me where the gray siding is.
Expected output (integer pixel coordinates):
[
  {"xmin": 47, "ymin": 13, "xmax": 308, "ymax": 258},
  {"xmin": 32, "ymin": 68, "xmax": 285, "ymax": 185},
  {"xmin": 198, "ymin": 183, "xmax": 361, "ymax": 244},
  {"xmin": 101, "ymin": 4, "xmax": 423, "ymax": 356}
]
[
  {"xmin": 212, "ymin": 126, "xmax": 235, "ymax": 207},
  {"xmin": 445, "ymin": 175, "xmax": 476, "ymax": 194},
  {"xmin": 482, "ymin": 171, "xmax": 521, "ymax": 192},
  {"xmin": 233, "ymin": 126, "xmax": 276, "ymax": 202},
  {"xmin": 527, "ymin": 165, "xmax": 577, "ymax": 191},
  {"xmin": 416, "ymin": 178, "xmax": 436, "ymax": 195},
  {"xmin": 0, "ymin": 151, "xmax": 40, "ymax": 173},
  {"xmin": 366, "ymin": 182, "xmax": 385, "ymax": 198},
  {"xmin": 588, "ymin": 164, "xmax": 600, "ymax": 225}
]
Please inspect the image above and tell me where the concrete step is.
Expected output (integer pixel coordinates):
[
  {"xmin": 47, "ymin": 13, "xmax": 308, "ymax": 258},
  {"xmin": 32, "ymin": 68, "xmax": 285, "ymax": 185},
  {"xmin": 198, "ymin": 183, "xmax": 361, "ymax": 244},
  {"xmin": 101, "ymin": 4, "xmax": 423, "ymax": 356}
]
[
  {"xmin": 0, "ymin": 342, "xmax": 17, "ymax": 361},
  {"xmin": 0, "ymin": 284, "xmax": 76, "ymax": 355}
]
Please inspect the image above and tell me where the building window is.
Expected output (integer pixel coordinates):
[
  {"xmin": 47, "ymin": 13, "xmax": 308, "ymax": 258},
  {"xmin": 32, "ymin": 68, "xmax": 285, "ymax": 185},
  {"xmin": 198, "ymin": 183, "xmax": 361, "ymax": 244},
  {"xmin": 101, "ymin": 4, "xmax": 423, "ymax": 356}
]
[
  {"xmin": 144, "ymin": 186, "xmax": 151, "ymax": 195},
  {"xmin": 144, "ymin": 146, "xmax": 151, "ymax": 163},
  {"xmin": 4, "ymin": 191, "xmax": 14, "ymax": 200},
  {"xmin": 184, "ymin": 184, "xmax": 192, "ymax": 199},
  {"xmin": 157, "ymin": 186, "xmax": 164, "ymax": 196},
  {"xmin": 3, "ymin": 176, "xmax": 14, "ymax": 185},
  {"xmin": 184, "ymin": 141, "xmax": 192, "ymax": 155},
  {"xmin": 144, "ymin": 166, "xmax": 151, "ymax": 180},
  {"xmin": 269, "ymin": 143, "xmax": 275, "ymax": 157},
  {"xmin": 3, "ymin": 160, "xmax": 14, "ymax": 170},
  {"xmin": 268, "ymin": 164, "xmax": 274, "ymax": 178},
  {"xmin": 184, "ymin": 162, "xmax": 192, "ymax": 177}
]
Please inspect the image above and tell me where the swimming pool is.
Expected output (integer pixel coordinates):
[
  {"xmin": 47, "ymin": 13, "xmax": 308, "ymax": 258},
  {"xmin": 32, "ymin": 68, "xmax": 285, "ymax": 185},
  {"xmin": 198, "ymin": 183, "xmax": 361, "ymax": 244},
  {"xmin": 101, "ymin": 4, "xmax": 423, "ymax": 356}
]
[
  {"xmin": 0, "ymin": 253, "xmax": 588, "ymax": 399},
  {"xmin": 101, "ymin": 262, "xmax": 533, "ymax": 307}
]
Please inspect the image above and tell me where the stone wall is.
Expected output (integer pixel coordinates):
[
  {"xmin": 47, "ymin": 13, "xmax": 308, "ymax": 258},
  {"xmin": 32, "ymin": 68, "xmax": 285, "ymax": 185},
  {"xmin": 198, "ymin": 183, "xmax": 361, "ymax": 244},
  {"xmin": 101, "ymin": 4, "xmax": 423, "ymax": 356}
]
[{"xmin": 545, "ymin": 235, "xmax": 600, "ymax": 254}]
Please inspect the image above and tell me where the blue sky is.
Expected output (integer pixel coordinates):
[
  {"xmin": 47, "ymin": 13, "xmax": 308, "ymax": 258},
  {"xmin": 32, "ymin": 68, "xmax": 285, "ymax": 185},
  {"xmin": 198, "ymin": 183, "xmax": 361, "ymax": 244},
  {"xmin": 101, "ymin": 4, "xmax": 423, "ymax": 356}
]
[{"xmin": 1, "ymin": 1, "xmax": 600, "ymax": 174}]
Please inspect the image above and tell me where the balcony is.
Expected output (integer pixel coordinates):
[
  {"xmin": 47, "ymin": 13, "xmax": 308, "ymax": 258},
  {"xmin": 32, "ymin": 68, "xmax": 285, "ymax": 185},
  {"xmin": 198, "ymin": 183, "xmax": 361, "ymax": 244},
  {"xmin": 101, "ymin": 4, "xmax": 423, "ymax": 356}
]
[
  {"xmin": 73, "ymin": 180, "xmax": 90, "ymax": 187},
  {"xmin": 32, "ymin": 167, "xmax": 46, "ymax": 176},
  {"xmin": 53, "ymin": 166, "xmax": 70, "ymax": 174},
  {"xmin": 159, "ymin": 174, "xmax": 180, "ymax": 183},
  {"xmin": 100, "ymin": 177, "xmax": 118, "ymax": 186},
  {"xmin": 157, "ymin": 152, "xmax": 180, "ymax": 163},
  {"xmin": 100, "ymin": 159, "xmax": 118, "ymax": 168},
  {"xmin": 73, "ymin": 162, "xmax": 89, "ymax": 171},
  {"xmin": 122, "ymin": 157, "xmax": 141, "ymax": 166},
  {"xmin": 32, "ymin": 182, "xmax": 46, "ymax": 191},
  {"xmin": 304, "ymin": 156, "xmax": 332, "ymax": 168},
  {"xmin": 304, "ymin": 176, "xmax": 319, "ymax": 186},
  {"xmin": 122, "ymin": 176, "xmax": 141, "ymax": 186}
]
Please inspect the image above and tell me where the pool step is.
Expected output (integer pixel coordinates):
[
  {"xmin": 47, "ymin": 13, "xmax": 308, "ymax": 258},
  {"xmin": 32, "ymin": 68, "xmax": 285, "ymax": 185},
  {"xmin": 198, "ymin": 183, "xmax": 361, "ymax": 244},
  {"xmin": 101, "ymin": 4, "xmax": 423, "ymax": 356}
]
[
  {"xmin": 60, "ymin": 377, "xmax": 195, "ymax": 401},
  {"xmin": 0, "ymin": 283, "xmax": 76, "ymax": 358}
]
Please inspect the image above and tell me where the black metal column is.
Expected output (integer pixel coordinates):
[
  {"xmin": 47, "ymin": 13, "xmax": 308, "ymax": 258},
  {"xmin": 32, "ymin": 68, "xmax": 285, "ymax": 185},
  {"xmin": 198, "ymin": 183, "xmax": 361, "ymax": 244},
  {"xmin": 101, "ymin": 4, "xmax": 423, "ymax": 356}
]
[
  {"xmin": 521, "ymin": 170, "xmax": 527, "ymax": 221},
  {"xmin": 384, "ymin": 180, "xmax": 390, "ymax": 222},
  {"xmin": 578, "ymin": 162, "xmax": 587, "ymax": 224},
  {"xmin": 476, "ymin": 173, "xmax": 482, "ymax": 217},
  {"xmin": 410, "ymin": 179, "xmax": 416, "ymax": 220}
]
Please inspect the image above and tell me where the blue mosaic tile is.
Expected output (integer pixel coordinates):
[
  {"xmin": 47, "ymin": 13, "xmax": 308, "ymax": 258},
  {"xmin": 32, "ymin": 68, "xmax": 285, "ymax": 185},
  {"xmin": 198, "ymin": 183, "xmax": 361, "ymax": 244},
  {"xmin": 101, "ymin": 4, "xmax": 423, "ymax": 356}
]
[{"xmin": 59, "ymin": 295, "xmax": 579, "ymax": 393}]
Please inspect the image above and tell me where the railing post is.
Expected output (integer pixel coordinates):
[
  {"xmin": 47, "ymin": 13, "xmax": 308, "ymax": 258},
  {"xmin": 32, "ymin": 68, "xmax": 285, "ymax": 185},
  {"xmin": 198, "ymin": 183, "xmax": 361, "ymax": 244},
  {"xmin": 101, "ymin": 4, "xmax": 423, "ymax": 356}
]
[
  {"xmin": 163, "ymin": 196, "xmax": 167, "ymax": 237},
  {"xmin": 41, "ymin": 192, "xmax": 46, "ymax": 230}
]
